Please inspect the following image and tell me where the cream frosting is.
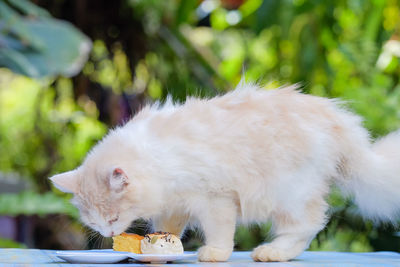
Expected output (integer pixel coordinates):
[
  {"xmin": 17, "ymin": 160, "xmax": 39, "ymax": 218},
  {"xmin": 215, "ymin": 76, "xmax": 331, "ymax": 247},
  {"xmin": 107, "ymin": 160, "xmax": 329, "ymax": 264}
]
[{"xmin": 140, "ymin": 232, "xmax": 184, "ymax": 254}]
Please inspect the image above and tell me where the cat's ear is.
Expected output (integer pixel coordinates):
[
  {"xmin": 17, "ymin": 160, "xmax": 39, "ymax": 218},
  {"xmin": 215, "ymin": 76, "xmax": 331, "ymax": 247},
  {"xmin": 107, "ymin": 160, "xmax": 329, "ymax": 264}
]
[
  {"xmin": 109, "ymin": 168, "xmax": 129, "ymax": 193},
  {"xmin": 49, "ymin": 170, "xmax": 78, "ymax": 193}
]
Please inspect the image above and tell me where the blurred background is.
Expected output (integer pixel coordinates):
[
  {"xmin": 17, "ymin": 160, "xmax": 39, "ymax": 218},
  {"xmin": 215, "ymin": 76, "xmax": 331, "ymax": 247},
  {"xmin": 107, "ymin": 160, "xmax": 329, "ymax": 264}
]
[{"xmin": 0, "ymin": 0, "xmax": 400, "ymax": 252}]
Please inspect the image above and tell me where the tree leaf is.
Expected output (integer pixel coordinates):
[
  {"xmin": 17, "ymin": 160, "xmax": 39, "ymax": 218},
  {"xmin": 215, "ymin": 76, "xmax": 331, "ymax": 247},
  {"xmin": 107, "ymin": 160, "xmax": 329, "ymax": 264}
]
[
  {"xmin": 7, "ymin": 0, "xmax": 51, "ymax": 18},
  {"xmin": 0, "ymin": 2, "xmax": 45, "ymax": 50},
  {"xmin": 0, "ymin": 48, "xmax": 40, "ymax": 77},
  {"xmin": 0, "ymin": 18, "xmax": 92, "ymax": 78}
]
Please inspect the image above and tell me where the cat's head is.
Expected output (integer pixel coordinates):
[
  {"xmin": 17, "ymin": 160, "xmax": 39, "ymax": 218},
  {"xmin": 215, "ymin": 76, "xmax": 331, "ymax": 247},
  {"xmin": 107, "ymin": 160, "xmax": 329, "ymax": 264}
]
[
  {"xmin": 50, "ymin": 164, "xmax": 139, "ymax": 237},
  {"xmin": 49, "ymin": 127, "xmax": 165, "ymax": 237}
]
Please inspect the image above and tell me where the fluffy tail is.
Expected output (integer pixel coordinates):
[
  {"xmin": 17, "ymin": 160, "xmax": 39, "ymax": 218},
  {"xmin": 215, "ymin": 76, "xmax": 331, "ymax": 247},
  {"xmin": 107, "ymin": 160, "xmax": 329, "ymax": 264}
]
[{"xmin": 339, "ymin": 130, "xmax": 400, "ymax": 223}]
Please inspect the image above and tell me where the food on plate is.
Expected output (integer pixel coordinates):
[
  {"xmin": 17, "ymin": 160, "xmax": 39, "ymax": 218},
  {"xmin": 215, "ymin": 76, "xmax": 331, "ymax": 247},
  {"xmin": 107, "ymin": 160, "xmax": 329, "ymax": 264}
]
[
  {"xmin": 141, "ymin": 232, "xmax": 184, "ymax": 254},
  {"xmin": 113, "ymin": 231, "xmax": 184, "ymax": 255},
  {"xmin": 112, "ymin": 233, "xmax": 144, "ymax": 254}
]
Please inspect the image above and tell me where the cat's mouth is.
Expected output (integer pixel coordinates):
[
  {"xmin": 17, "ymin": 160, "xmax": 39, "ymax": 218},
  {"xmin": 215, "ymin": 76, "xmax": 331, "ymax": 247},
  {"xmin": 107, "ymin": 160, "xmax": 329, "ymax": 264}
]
[
  {"xmin": 99, "ymin": 230, "xmax": 116, "ymax": 237},
  {"xmin": 98, "ymin": 227, "xmax": 126, "ymax": 237}
]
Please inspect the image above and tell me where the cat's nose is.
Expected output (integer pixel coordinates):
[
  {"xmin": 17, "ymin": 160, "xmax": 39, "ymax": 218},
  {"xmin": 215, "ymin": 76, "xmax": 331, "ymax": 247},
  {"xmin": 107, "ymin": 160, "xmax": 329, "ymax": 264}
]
[{"xmin": 111, "ymin": 231, "xmax": 115, "ymax": 236}]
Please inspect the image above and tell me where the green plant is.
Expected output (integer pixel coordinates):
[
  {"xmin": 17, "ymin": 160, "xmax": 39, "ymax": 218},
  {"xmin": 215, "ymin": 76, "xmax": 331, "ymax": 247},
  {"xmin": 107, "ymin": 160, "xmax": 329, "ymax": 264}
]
[
  {"xmin": 0, "ymin": 0, "xmax": 91, "ymax": 77},
  {"xmin": 0, "ymin": 191, "xmax": 78, "ymax": 218},
  {"xmin": 0, "ymin": 238, "xmax": 26, "ymax": 248}
]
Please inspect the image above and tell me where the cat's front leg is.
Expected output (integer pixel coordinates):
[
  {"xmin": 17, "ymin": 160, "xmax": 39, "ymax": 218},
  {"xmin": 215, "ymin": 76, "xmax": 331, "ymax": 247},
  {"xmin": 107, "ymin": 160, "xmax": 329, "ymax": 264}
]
[
  {"xmin": 152, "ymin": 212, "xmax": 189, "ymax": 236},
  {"xmin": 196, "ymin": 196, "xmax": 236, "ymax": 262}
]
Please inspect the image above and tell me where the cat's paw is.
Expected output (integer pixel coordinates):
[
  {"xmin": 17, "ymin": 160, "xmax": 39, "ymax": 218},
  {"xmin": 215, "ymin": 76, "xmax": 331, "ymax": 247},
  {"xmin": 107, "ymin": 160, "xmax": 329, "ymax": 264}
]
[
  {"xmin": 251, "ymin": 244, "xmax": 295, "ymax": 262},
  {"xmin": 197, "ymin": 245, "xmax": 232, "ymax": 262}
]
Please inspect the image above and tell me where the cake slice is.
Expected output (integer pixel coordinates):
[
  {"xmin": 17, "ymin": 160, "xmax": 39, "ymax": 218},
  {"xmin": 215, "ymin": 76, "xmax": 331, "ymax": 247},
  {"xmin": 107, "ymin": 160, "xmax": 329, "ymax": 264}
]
[{"xmin": 112, "ymin": 233, "xmax": 144, "ymax": 254}]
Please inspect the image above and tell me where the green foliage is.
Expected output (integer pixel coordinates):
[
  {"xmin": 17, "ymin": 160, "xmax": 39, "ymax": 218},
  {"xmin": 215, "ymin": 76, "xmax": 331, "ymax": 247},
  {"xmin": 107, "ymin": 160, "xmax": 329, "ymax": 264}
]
[
  {"xmin": 310, "ymin": 224, "xmax": 374, "ymax": 252},
  {"xmin": 83, "ymin": 41, "xmax": 133, "ymax": 94},
  {"xmin": 0, "ymin": 238, "xmax": 26, "ymax": 249},
  {"xmin": 0, "ymin": 191, "xmax": 77, "ymax": 218},
  {"xmin": 0, "ymin": 0, "xmax": 91, "ymax": 77},
  {"xmin": 0, "ymin": 1, "xmax": 101, "ymax": 240},
  {"xmin": 125, "ymin": 0, "xmax": 400, "ymax": 136},
  {"xmin": 234, "ymin": 223, "xmax": 272, "ymax": 251},
  {"xmin": 0, "ymin": 70, "xmax": 107, "ymax": 191}
]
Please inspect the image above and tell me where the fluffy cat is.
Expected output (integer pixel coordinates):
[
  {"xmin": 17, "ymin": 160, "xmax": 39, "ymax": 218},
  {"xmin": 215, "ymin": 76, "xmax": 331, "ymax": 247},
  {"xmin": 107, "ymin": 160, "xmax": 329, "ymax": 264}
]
[{"xmin": 50, "ymin": 82, "xmax": 400, "ymax": 262}]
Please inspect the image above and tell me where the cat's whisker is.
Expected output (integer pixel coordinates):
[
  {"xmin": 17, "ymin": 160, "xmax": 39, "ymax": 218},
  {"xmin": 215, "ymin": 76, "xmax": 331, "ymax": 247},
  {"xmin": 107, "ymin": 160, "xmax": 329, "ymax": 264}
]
[
  {"xmin": 86, "ymin": 233, "xmax": 96, "ymax": 244},
  {"xmin": 86, "ymin": 230, "xmax": 101, "ymax": 248},
  {"xmin": 95, "ymin": 234, "xmax": 102, "ymax": 249},
  {"xmin": 90, "ymin": 233, "xmax": 100, "ymax": 245}
]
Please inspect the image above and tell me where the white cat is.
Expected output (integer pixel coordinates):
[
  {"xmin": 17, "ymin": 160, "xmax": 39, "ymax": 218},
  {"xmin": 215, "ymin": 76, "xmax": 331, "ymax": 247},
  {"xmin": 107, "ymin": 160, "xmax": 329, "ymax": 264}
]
[{"xmin": 50, "ymin": 82, "xmax": 400, "ymax": 262}]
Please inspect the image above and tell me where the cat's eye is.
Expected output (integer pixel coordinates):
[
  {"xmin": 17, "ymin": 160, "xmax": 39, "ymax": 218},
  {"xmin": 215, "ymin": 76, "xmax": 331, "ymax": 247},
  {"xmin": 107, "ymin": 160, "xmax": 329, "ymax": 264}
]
[{"xmin": 108, "ymin": 216, "xmax": 119, "ymax": 225}]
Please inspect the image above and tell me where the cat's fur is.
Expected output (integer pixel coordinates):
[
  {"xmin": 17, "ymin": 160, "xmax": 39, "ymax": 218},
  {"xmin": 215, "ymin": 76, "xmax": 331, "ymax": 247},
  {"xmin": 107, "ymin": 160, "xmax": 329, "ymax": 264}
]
[{"xmin": 50, "ymin": 83, "xmax": 400, "ymax": 262}]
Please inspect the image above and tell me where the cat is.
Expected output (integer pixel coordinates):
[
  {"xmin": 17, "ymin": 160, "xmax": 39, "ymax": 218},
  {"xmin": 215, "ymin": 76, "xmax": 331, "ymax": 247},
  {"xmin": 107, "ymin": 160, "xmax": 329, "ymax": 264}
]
[{"xmin": 50, "ymin": 82, "xmax": 400, "ymax": 262}]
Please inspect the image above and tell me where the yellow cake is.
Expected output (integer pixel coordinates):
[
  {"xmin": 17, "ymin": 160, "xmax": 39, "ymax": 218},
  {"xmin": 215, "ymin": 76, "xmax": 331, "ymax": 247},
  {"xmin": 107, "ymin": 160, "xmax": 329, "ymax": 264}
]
[{"xmin": 112, "ymin": 233, "xmax": 144, "ymax": 254}]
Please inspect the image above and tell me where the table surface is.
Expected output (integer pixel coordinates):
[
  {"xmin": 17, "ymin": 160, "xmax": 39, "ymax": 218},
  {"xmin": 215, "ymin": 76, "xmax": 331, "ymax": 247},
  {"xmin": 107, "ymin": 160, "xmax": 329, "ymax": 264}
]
[{"xmin": 0, "ymin": 249, "xmax": 400, "ymax": 267}]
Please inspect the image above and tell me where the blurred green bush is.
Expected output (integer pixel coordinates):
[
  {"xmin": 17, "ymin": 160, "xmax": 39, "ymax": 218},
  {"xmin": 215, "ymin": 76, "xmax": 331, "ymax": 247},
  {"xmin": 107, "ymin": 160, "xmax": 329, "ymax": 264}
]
[{"xmin": 0, "ymin": 0, "xmax": 399, "ymax": 252}]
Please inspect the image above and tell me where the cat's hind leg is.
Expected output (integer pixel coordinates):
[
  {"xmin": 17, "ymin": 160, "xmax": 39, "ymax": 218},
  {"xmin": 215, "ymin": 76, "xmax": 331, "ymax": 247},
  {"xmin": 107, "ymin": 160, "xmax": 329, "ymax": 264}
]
[{"xmin": 252, "ymin": 198, "xmax": 328, "ymax": 262}]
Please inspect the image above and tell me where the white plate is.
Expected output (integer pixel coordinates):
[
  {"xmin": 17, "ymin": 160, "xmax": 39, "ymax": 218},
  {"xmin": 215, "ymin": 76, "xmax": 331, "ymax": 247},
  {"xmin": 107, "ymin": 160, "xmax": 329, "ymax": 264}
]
[
  {"xmin": 55, "ymin": 250, "xmax": 129, "ymax": 264},
  {"xmin": 128, "ymin": 252, "xmax": 197, "ymax": 263},
  {"xmin": 55, "ymin": 250, "xmax": 197, "ymax": 264}
]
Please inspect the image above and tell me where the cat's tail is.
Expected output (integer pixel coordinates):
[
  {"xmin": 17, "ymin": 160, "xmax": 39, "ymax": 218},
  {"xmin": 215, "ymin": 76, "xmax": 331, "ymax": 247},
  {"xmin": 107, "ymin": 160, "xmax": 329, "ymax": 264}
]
[{"xmin": 338, "ymin": 130, "xmax": 400, "ymax": 224}]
